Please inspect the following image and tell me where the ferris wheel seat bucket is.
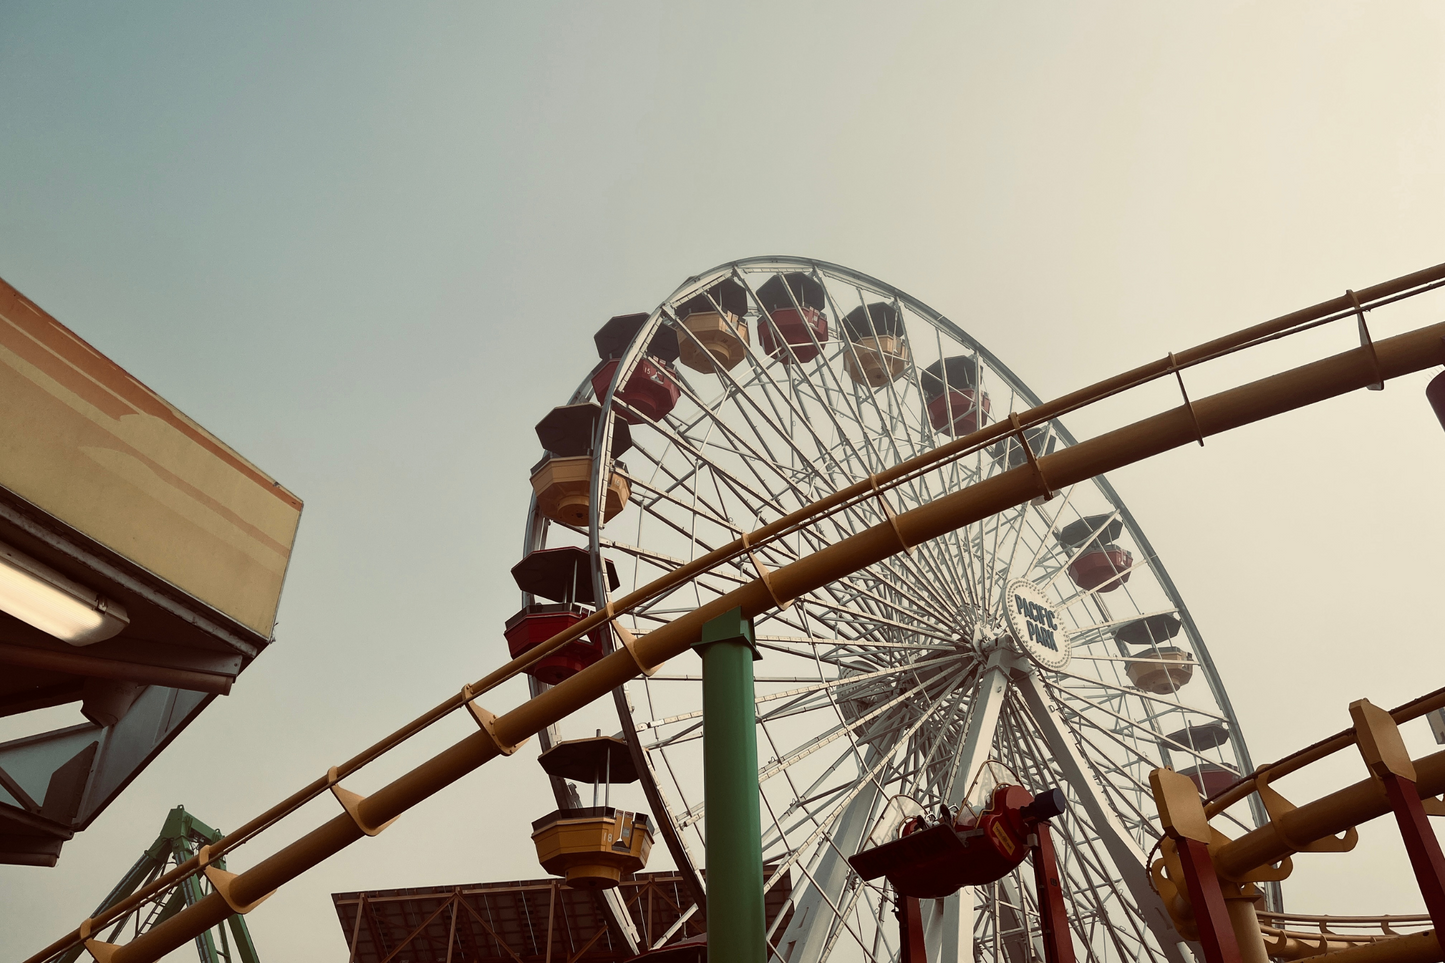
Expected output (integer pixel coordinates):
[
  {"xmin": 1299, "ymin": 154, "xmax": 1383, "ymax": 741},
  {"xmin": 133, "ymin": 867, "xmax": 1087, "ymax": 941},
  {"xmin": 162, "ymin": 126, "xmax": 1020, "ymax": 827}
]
[
  {"xmin": 511, "ymin": 546, "xmax": 620, "ymax": 606},
  {"xmin": 756, "ymin": 271, "xmax": 827, "ymax": 312},
  {"xmin": 531, "ymin": 806, "xmax": 653, "ymax": 889},
  {"xmin": 677, "ymin": 311, "xmax": 749, "ymax": 373},
  {"xmin": 535, "ymin": 403, "xmax": 633, "ymax": 459},
  {"xmin": 677, "ymin": 278, "xmax": 749, "ymax": 320},
  {"xmin": 537, "ymin": 735, "xmax": 640, "ymax": 784},
  {"xmin": 922, "ymin": 355, "xmax": 981, "ymax": 394},
  {"xmin": 1068, "ymin": 546, "xmax": 1133, "ymax": 592},
  {"xmin": 595, "ymin": 313, "xmax": 679, "ymax": 363},
  {"xmin": 758, "ymin": 306, "xmax": 828, "ymax": 363},
  {"xmin": 505, "ymin": 604, "xmax": 608, "ymax": 685},
  {"xmin": 1177, "ymin": 763, "xmax": 1238, "ymax": 798},
  {"xmin": 926, "ymin": 388, "xmax": 991, "ymax": 437},
  {"xmin": 592, "ymin": 358, "xmax": 682, "ymax": 423},
  {"xmin": 845, "ymin": 334, "xmax": 910, "ymax": 387},
  {"xmin": 530, "ymin": 454, "xmax": 630, "ymax": 527},
  {"xmin": 848, "ymin": 785, "xmax": 1043, "ymax": 898},
  {"xmin": 1114, "ymin": 613, "xmax": 1184, "ymax": 647},
  {"xmin": 1164, "ymin": 721, "xmax": 1230, "ymax": 751},
  {"xmin": 1056, "ymin": 514, "xmax": 1126, "ymax": 549},
  {"xmin": 988, "ymin": 426, "xmax": 1057, "ymax": 472},
  {"xmin": 1125, "ymin": 646, "xmax": 1195, "ymax": 694}
]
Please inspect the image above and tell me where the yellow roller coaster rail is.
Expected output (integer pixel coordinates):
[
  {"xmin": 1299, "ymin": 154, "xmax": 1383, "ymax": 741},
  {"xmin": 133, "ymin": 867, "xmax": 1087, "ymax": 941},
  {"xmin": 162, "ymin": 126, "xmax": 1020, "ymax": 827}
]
[
  {"xmin": 1257, "ymin": 912, "xmax": 1433, "ymax": 960},
  {"xmin": 1150, "ymin": 689, "xmax": 1445, "ymax": 963},
  {"xmin": 26, "ymin": 259, "xmax": 1445, "ymax": 963}
]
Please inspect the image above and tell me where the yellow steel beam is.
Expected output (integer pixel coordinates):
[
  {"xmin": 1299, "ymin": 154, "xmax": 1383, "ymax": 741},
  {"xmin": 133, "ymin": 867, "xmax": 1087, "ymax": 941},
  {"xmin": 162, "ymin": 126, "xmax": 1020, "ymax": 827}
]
[
  {"xmin": 30, "ymin": 261, "xmax": 1445, "ymax": 963},
  {"xmin": 33, "ymin": 301, "xmax": 1445, "ymax": 963}
]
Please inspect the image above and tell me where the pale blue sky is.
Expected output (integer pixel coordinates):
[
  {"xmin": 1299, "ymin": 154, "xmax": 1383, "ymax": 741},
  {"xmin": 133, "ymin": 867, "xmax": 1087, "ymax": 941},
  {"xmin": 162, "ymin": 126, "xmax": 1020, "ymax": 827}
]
[{"xmin": 3, "ymin": 3, "xmax": 1445, "ymax": 958}]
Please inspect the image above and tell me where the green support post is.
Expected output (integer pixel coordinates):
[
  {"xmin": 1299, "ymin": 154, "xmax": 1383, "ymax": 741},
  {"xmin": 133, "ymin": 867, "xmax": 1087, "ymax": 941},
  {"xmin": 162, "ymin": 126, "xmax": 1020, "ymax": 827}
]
[
  {"xmin": 694, "ymin": 607, "xmax": 766, "ymax": 963},
  {"xmin": 57, "ymin": 805, "xmax": 262, "ymax": 963}
]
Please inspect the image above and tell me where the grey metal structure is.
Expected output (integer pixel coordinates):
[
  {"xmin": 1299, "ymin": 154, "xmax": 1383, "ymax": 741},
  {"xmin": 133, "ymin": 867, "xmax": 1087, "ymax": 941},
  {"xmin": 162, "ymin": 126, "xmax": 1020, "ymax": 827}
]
[
  {"xmin": 0, "ymin": 496, "xmax": 262, "ymax": 867},
  {"xmin": 522, "ymin": 257, "xmax": 1269, "ymax": 963}
]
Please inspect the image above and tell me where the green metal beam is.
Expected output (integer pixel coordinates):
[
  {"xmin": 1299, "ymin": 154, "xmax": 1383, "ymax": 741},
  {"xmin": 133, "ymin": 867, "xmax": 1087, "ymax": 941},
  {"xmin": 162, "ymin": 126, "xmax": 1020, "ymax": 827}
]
[
  {"xmin": 694, "ymin": 607, "xmax": 766, "ymax": 963},
  {"xmin": 56, "ymin": 806, "xmax": 258, "ymax": 963}
]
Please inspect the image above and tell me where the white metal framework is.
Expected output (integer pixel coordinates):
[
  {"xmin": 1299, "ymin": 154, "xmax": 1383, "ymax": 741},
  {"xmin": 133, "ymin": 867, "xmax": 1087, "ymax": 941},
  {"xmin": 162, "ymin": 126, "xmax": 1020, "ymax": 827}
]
[{"xmin": 521, "ymin": 257, "xmax": 1270, "ymax": 963}]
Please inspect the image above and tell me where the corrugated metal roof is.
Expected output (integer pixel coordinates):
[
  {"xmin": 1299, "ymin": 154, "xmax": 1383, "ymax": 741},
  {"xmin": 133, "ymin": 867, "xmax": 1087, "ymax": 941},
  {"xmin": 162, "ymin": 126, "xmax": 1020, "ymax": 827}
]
[{"xmin": 332, "ymin": 869, "xmax": 792, "ymax": 962}]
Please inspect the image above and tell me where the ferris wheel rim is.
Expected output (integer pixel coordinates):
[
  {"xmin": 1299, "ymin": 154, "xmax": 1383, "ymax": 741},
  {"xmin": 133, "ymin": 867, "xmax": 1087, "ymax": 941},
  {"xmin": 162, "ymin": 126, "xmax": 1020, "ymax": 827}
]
[{"xmin": 521, "ymin": 255, "xmax": 1271, "ymax": 961}]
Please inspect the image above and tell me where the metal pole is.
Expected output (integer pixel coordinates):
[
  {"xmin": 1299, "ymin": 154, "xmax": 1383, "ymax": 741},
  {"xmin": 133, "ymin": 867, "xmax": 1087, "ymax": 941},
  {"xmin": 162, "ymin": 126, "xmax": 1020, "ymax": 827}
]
[
  {"xmin": 695, "ymin": 607, "xmax": 765, "ymax": 963},
  {"xmin": 898, "ymin": 896, "xmax": 929, "ymax": 963},
  {"xmin": 1351, "ymin": 700, "xmax": 1445, "ymax": 931},
  {"xmin": 1032, "ymin": 823, "xmax": 1074, "ymax": 963}
]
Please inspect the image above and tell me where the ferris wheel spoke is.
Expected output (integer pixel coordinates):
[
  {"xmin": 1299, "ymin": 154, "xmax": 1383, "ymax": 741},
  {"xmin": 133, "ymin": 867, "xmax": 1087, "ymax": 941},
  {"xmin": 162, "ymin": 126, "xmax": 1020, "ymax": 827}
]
[
  {"xmin": 646, "ymin": 421, "xmax": 793, "ymax": 522},
  {"xmin": 627, "ymin": 435, "xmax": 742, "ymax": 531},
  {"xmin": 719, "ymin": 288, "xmax": 980, "ymax": 623},
  {"xmin": 1050, "ymin": 556, "xmax": 1159, "ymax": 613},
  {"xmin": 988, "ymin": 501, "xmax": 1036, "ymax": 594},
  {"xmin": 624, "ymin": 471, "xmax": 745, "ymax": 536},
  {"xmin": 759, "ymin": 671, "xmax": 966, "ymax": 786},
  {"xmin": 896, "ymin": 683, "xmax": 973, "ymax": 803},
  {"xmin": 1044, "ymin": 669, "xmax": 1226, "ymax": 721},
  {"xmin": 1050, "ymin": 694, "xmax": 1235, "ymax": 783},
  {"xmin": 632, "ymin": 451, "xmax": 965, "ymax": 640},
  {"xmin": 1003, "ymin": 704, "xmax": 1162, "ymax": 963},
  {"xmin": 1054, "ymin": 727, "xmax": 1174, "ymax": 843},
  {"xmin": 701, "ymin": 344, "xmax": 860, "ymax": 491},
  {"xmin": 1064, "ymin": 608, "xmax": 1182, "ymax": 646},
  {"xmin": 1010, "ymin": 673, "xmax": 1190, "ymax": 963},
  {"xmin": 1035, "ymin": 510, "xmax": 1124, "ymax": 591},
  {"xmin": 770, "ymin": 672, "xmax": 972, "ymax": 963},
  {"xmin": 982, "ymin": 502, "xmax": 1032, "ymax": 615},
  {"xmin": 1027, "ymin": 482, "xmax": 1079, "ymax": 565}
]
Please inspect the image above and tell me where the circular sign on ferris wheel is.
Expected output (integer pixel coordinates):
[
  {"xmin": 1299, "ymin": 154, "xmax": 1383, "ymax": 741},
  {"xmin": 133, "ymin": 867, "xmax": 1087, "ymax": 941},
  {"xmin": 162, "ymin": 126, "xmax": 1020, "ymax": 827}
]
[{"xmin": 1006, "ymin": 578, "xmax": 1072, "ymax": 670}]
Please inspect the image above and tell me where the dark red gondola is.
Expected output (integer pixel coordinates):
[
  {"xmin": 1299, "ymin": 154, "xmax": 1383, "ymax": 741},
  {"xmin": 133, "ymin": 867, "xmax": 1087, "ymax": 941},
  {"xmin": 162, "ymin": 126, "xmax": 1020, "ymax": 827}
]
[
  {"xmin": 591, "ymin": 313, "xmax": 682, "ymax": 423},
  {"xmin": 756, "ymin": 273, "xmax": 828, "ymax": 364},
  {"xmin": 1113, "ymin": 613, "xmax": 1183, "ymax": 647},
  {"xmin": 1057, "ymin": 514, "xmax": 1132, "ymax": 593},
  {"xmin": 1164, "ymin": 722, "xmax": 1230, "ymax": 752},
  {"xmin": 1178, "ymin": 762, "xmax": 1238, "ymax": 798},
  {"xmin": 504, "ymin": 604, "xmax": 610, "ymax": 685},
  {"xmin": 922, "ymin": 356, "xmax": 991, "ymax": 437},
  {"xmin": 506, "ymin": 547, "xmax": 622, "ymax": 685},
  {"xmin": 988, "ymin": 424, "xmax": 1057, "ymax": 471}
]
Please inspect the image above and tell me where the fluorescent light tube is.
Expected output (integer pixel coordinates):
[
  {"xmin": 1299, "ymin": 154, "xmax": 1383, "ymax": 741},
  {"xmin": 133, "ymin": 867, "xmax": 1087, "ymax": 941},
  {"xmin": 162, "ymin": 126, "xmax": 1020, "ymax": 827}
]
[{"xmin": 0, "ymin": 540, "xmax": 129, "ymax": 646}]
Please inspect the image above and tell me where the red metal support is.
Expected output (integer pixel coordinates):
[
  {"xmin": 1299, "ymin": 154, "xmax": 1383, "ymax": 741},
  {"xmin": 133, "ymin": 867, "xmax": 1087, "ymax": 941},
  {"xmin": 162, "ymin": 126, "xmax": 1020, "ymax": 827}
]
[
  {"xmin": 1032, "ymin": 824, "xmax": 1075, "ymax": 963},
  {"xmin": 1151, "ymin": 768, "xmax": 1243, "ymax": 963},
  {"xmin": 1175, "ymin": 838, "xmax": 1243, "ymax": 963},
  {"xmin": 1379, "ymin": 770, "xmax": 1445, "ymax": 929},
  {"xmin": 897, "ymin": 895, "xmax": 928, "ymax": 963}
]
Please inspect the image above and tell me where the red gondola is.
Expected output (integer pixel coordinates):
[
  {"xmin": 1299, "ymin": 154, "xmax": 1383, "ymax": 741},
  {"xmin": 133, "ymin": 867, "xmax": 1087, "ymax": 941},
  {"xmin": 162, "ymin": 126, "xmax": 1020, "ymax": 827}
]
[
  {"xmin": 756, "ymin": 273, "xmax": 828, "ymax": 364},
  {"xmin": 506, "ymin": 547, "xmax": 621, "ymax": 685},
  {"xmin": 591, "ymin": 313, "xmax": 682, "ymax": 424},
  {"xmin": 922, "ymin": 356, "xmax": 991, "ymax": 437},
  {"xmin": 1057, "ymin": 515, "xmax": 1132, "ymax": 593},
  {"xmin": 504, "ymin": 604, "xmax": 610, "ymax": 685},
  {"xmin": 1178, "ymin": 762, "xmax": 1238, "ymax": 798}
]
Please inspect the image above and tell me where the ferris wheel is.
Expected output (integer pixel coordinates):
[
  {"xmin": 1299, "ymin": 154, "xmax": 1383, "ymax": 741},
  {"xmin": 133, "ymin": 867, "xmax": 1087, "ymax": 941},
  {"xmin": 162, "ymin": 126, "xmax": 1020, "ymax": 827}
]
[{"xmin": 516, "ymin": 256, "xmax": 1272, "ymax": 963}]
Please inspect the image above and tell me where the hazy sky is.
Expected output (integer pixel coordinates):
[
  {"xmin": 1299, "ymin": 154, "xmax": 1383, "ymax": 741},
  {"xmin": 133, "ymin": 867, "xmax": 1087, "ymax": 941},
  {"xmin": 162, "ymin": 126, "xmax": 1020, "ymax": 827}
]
[{"xmin": 3, "ymin": 3, "xmax": 1445, "ymax": 960}]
